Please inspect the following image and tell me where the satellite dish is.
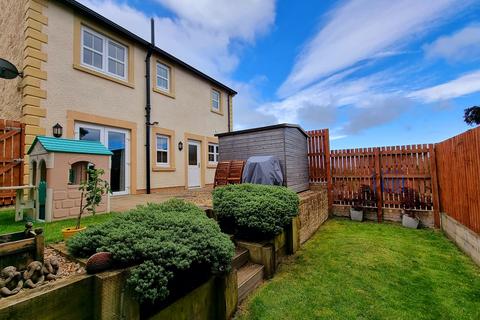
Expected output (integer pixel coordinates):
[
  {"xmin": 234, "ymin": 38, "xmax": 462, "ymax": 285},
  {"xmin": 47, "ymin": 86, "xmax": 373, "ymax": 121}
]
[{"xmin": 0, "ymin": 58, "xmax": 22, "ymax": 79}]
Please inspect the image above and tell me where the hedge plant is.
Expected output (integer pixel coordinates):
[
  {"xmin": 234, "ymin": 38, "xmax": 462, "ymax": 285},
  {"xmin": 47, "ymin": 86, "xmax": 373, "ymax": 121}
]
[
  {"xmin": 67, "ymin": 199, "xmax": 234, "ymax": 304},
  {"xmin": 212, "ymin": 184, "xmax": 299, "ymax": 239}
]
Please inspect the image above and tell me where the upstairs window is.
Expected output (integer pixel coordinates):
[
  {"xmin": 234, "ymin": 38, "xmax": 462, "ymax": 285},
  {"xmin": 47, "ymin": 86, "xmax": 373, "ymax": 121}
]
[
  {"xmin": 156, "ymin": 62, "xmax": 170, "ymax": 92},
  {"xmin": 156, "ymin": 135, "xmax": 170, "ymax": 166},
  {"xmin": 208, "ymin": 143, "xmax": 219, "ymax": 164},
  {"xmin": 81, "ymin": 26, "xmax": 127, "ymax": 79},
  {"xmin": 211, "ymin": 89, "xmax": 221, "ymax": 112}
]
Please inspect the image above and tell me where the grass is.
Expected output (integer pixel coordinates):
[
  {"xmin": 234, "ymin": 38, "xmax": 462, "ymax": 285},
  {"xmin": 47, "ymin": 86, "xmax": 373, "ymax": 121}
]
[
  {"xmin": 0, "ymin": 209, "xmax": 122, "ymax": 244},
  {"xmin": 238, "ymin": 219, "xmax": 480, "ymax": 320}
]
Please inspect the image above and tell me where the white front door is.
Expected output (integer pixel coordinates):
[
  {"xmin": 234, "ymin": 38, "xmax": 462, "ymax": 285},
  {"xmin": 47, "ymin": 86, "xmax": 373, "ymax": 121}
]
[
  {"xmin": 74, "ymin": 122, "xmax": 131, "ymax": 196},
  {"xmin": 188, "ymin": 140, "xmax": 201, "ymax": 188}
]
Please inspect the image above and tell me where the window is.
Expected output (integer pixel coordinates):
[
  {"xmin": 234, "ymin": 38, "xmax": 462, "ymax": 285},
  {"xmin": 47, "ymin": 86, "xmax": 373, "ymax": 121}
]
[
  {"xmin": 81, "ymin": 26, "xmax": 127, "ymax": 79},
  {"xmin": 156, "ymin": 135, "xmax": 170, "ymax": 166},
  {"xmin": 208, "ymin": 143, "xmax": 219, "ymax": 164},
  {"xmin": 211, "ymin": 89, "xmax": 221, "ymax": 112},
  {"xmin": 156, "ymin": 62, "xmax": 170, "ymax": 92},
  {"xmin": 68, "ymin": 162, "xmax": 94, "ymax": 185}
]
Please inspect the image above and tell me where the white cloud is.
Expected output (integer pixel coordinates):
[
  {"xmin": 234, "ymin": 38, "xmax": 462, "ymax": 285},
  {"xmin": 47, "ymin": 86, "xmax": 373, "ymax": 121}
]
[
  {"xmin": 78, "ymin": 0, "xmax": 275, "ymax": 78},
  {"xmin": 278, "ymin": 0, "xmax": 464, "ymax": 97},
  {"xmin": 424, "ymin": 25, "xmax": 480, "ymax": 62},
  {"xmin": 155, "ymin": 0, "xmax": 275, "ymax": 43},
  {"xmin": 409, "ymin": 69, "xmax": 480, "ymax": 102}
]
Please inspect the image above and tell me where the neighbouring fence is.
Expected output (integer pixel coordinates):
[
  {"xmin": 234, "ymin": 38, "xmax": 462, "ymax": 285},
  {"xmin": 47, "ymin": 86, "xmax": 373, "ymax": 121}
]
[
  {"xmin": 307, "ymin": 126, "xmax": 480, "ymax": 234},
  {"xmin": 436, "ymin": 127, "xmax": 480, "ymax": 234},
  {"xmin": 0, "ymin": 120, "xmax": 25, "ymax": 206}
]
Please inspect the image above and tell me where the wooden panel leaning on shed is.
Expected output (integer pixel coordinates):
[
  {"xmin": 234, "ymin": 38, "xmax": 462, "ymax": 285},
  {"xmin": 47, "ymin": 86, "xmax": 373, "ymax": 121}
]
[{"xmin": 216, "ymin": 124, "xmax": 309, "ymax": 193}]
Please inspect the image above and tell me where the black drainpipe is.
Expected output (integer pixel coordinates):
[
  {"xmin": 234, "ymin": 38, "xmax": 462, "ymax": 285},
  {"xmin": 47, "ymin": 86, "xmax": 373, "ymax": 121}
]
[{"xmin": 145, "ymin": 18, "xmax": 155, "ymax": 194}]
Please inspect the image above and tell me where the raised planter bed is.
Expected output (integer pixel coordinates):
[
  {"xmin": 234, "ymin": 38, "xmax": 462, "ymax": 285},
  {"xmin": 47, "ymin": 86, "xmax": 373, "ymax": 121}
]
[{"xmin": 0, "ymin": 225, "xmax": 44, "ymax": 270}]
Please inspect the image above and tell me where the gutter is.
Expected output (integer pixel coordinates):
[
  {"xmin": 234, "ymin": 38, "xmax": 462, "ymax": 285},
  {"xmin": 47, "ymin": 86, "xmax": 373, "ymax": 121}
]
[{"xmin": 145, "ymin": 19, "xmax": 155, "ymax": 194}]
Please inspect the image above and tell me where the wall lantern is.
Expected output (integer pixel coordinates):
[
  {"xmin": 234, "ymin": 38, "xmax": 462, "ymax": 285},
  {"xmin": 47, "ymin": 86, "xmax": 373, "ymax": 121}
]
[
  {"xmin": 0, "ymin": 58, "xmax": 23, "ymax": 79},
  {"xmin": 52, "ymin": 123, "xmax": 63, "ymax": 138},
  {"xmin": 178, "ymin": 141, "xmax": 184, "ymax": 151}
]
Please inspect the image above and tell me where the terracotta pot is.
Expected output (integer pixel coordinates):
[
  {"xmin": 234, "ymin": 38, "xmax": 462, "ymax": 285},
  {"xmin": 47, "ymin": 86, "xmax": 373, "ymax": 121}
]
[{"xmin": 62, "ymin": 227, "xmax": 87, "ymax": 240}]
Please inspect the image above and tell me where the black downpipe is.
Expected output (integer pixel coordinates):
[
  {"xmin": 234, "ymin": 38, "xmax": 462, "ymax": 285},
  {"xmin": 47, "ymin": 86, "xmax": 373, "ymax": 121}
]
[{"xmin": 145, "ymin": 18, "xmax": 155, "ymax": 194}]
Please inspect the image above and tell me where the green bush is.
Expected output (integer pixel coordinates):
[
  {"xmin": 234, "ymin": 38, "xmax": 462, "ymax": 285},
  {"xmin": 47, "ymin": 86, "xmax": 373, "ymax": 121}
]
[
  {"xmin": 67, "ymin": 199, "xmax": 234, "ymax": 303},
  {"xmin": 212, "ymin": 184, "xmax": 299, "ymax": 239}
]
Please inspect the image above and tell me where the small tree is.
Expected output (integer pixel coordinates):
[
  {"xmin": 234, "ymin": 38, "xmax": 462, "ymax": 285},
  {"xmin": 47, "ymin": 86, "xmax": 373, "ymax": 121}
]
[
  {"xmin": 464, "ymin": 106, "xmax": 480, "ymax": 126},
  {"xmin": 76, "ymin": 168, "xmax": 110, "ymax": 229}
]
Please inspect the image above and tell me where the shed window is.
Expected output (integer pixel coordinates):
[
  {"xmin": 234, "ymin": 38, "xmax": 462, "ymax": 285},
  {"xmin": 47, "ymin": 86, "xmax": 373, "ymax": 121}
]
[{"xmin": 81, "ymin": 26, "xmax": 127, "ymax": 79}]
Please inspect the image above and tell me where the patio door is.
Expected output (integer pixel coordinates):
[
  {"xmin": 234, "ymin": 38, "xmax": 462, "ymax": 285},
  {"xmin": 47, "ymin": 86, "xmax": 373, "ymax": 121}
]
[
  {"xmin": 188, "ymin": 140, "xmax": 201, "ymax": 188},
  {"xmin": 74, "ymin": 122, "xmax": 130, "ymax": 196}
]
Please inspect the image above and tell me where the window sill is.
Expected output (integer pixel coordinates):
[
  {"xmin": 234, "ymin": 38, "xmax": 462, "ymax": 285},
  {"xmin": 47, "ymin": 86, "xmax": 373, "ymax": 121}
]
[
  {"xmin": 153, "ymin": 166, "xmax": 176, "ymax": 172},
  {"xmin": 73, "ymin": 63, "xmax": 134, "ymax": 89},
  {"xmin": 153, "ymin": 87, "xmax": 175, "ymax": 99},
  {"xmin": 210, "ymin": 109, "xmax": 224, "ymax": 116},
  {"xmin": 207, "ymin": 163, "xmax": 218, "ymax": 169}
]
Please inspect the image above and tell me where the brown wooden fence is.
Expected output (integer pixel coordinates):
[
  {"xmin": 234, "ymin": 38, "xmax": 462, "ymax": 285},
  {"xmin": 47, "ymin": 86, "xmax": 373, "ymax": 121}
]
[
  {"xmin": 307, "ymin": 129, "xmax": 330, "ymax": 184},
  {"xmin": 436, "ymin": 127, "xmax": 480, "ymax": 233},
  {"xmin": 0, "ymin": 120, "xmax": 25, "ymax": 206}
]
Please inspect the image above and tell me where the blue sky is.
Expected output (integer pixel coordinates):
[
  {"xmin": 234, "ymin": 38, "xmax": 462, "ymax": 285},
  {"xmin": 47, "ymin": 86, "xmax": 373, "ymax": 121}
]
[{"xmin": 79, "ymin": 0, "xmax": 480, "ymax": 149}]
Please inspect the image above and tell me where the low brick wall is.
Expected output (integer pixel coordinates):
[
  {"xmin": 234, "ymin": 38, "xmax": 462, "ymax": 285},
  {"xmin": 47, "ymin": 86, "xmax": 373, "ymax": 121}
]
[
  {"xmin": 332, "ymin": 205, "xmax": 434, "ymax": 228},
  {"xmin": 441, "ymin": 213, "xmax": 480, "ymax": 266},
  {"xmin": 298, "ymin": 187, "xmax": 329, "ymax": 244}
]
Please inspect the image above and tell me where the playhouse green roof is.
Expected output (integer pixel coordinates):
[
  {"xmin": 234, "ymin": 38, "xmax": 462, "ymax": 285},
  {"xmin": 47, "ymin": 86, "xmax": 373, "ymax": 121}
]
[{"xmin": 28, "ymin": 136, "xmax": 113, "ymax": 156}]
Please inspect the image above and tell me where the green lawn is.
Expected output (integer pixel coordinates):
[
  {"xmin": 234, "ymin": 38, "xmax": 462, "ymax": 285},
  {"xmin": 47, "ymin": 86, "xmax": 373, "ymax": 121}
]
[
  {"xmin": 0, "ymin": 209, "xmax": 122, "ymax": 244},
  {"xmin": 238, "ymin": 219, "xmax": 480, "ymax": 320}
]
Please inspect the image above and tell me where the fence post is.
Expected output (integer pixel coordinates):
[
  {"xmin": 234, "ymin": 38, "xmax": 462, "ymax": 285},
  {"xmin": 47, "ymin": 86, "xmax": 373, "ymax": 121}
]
[
  {"xmin": 430, "ymin": 144, "xmax": 441, "ymax": 228},
  {"xmin": 374, "ymin": 147, "xmax": 383, "ymax": 223},
  {"xmin": 323, "ymin": 129, "xmax": 333, "ymax": 214}
]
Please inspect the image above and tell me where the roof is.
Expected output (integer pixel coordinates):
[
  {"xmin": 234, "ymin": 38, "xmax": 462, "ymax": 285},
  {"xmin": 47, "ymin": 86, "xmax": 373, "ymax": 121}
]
[
  {"xmin": 58, "ymin": 0, "xmax": 237, "ymax": 96},
  {"xmin": 28, "ymin": 136, "xmax": 113, "ymax": 156},
  {"xmin": 215, "ymin": 123, "xmax": 309, "ymax": 138}
]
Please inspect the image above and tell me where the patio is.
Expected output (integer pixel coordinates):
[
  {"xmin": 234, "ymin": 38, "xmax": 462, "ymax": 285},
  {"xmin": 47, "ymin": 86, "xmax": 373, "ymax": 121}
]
[{"xmin": 110, "ymin": 186, "xmax": 215, "ymax": 212}]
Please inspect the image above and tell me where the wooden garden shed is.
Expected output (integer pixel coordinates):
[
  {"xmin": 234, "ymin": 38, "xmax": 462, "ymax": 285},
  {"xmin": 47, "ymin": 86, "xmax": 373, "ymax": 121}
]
[{"xmin": 216, "ymin": 124, "xmax": 309, "ymax": 192}]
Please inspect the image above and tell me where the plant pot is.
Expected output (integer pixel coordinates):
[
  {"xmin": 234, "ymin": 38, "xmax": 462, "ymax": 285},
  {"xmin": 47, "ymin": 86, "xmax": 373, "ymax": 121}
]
[
  {"xmin": 402, "ymin": 215, "xmax": 419, "ymax": 229},
  {"xmin": 62, "ymin": 227, "xmax": 87, "ymax": 240},
  {"xmin": 350, "ymin": 207, "xmax": 363, "ymax": 221}
]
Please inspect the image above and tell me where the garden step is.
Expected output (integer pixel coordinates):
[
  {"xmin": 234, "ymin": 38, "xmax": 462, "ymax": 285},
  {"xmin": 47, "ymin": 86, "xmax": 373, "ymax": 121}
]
[
  {"xmin": 237, "ymin": 262, "xmax": 264, "ymax": 303},
  {"xmin": 232, "ymin": 247, "xmax": 249, "ymax": 269}
]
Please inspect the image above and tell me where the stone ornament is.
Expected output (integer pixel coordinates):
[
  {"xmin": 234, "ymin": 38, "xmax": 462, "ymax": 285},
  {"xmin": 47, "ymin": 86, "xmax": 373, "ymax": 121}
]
[
  {"xmin": 0, "ymin": 259, "xmax": 60, "ymax": 298},
  {"xmin": 0, "ymin": 266, "xmax": 24, "ymax": 297},
  {"xmin": 23, "ymin": 261, "xmax": 45, "ymax": 289}
]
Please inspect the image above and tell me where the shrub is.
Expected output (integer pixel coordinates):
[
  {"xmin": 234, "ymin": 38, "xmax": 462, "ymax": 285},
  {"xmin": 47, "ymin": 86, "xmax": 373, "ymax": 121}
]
[
  {"xmin": 212, "ymin": 184, "xmax": 299, "ymax": 239},
  {"xmin": 67, "ymin": 199, "xmax": 234, "ymax": 303}
]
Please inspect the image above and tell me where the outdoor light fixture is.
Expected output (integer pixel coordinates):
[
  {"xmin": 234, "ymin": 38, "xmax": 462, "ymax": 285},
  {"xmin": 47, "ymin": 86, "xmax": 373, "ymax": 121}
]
[
  {"xmin": 52, "ymin": 123, "xmax": 63, "ymax": 138},
  {"xmin": 0, "ymin": 58, "xmax": 23, "ymax": 79},
  {"xmin": 178, "ymin": 141, "xmax": 184, "ymax": 151}
]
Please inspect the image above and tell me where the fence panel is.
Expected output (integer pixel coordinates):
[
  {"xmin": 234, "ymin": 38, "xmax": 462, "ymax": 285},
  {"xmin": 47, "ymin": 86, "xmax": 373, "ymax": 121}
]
[
  {"xmin": 436, "ymin": 127, "xmax": 480, "ymax": 233},
  {"xmin": 306, "ymin": 129, "xmax": 330, "ymax": 184},
  {"xmin": 327, "ymin": 145, "xmax": 434, "ymax": 211},
  {"xmin": 0, "ymin": 119, "xmax": 25, "ymax": 206}
]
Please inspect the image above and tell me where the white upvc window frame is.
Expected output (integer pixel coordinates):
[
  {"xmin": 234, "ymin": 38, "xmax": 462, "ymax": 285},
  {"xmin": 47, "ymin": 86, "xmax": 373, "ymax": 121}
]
[
  {"xmin": 211, "ymin": 89, "xmax": 221, "ymax": 112},
  {"xmin": 208, "ymin": 143, "xmax": 219, "ymax": 164},
  {"xmin": 80, "ymin": 25, "xmax": 128, "ymax": 80},
  {"xmin": 156, "ymin": 62, "xmax": 170, "ymax": 92},
  {"xmin": 156, "ymin": 134, "xmax": 170, "ymax": 167}
]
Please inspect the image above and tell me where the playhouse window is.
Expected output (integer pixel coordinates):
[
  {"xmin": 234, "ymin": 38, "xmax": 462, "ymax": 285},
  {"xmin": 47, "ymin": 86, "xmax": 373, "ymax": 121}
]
[{"xmin": 69, "ymin": 162, "xmax": 94, "ymax": 185}]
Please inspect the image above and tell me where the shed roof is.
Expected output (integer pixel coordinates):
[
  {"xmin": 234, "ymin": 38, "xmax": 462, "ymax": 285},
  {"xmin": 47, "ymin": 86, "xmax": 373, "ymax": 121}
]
[
  {"xmin": 215, "ymin": 123, "xmax": 309, "ymax": 138},
  {"xmin": 28, "ymin": 136, "xmax": 113, "ymax": 156}
]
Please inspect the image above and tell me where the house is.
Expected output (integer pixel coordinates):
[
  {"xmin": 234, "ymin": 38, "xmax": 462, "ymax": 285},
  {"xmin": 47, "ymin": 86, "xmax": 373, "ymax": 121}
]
[{"xmin": 0, "ymin": 0, "xmax": 237, "ymax": 196}]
